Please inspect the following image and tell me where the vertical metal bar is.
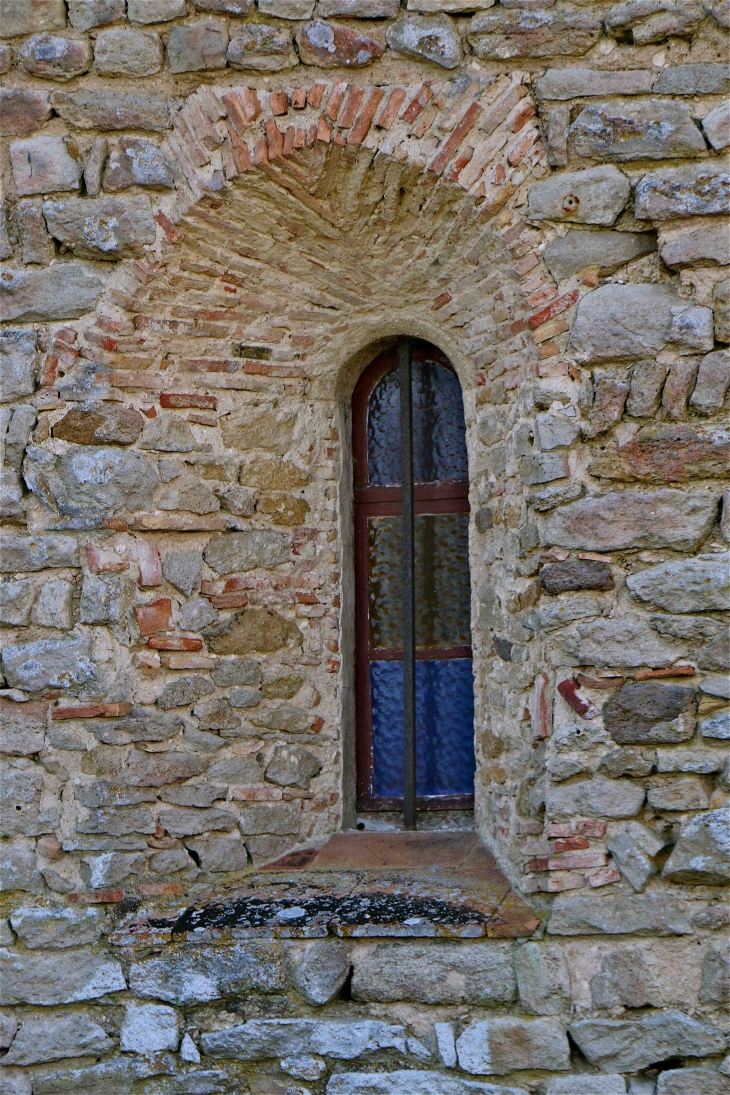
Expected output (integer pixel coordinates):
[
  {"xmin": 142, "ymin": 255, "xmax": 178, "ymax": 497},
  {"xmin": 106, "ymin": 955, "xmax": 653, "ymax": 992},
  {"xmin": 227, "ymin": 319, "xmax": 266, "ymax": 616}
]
[{"xmin": 399, "ymin": 339, "xmax": 417, "ymax": 831}]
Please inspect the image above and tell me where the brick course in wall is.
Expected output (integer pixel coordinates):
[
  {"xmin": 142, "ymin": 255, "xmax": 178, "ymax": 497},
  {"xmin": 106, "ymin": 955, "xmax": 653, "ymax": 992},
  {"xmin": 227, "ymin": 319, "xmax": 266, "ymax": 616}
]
[{"xmin": 0, "ymin": 0, "xmax": 729, "ymax": 1089}]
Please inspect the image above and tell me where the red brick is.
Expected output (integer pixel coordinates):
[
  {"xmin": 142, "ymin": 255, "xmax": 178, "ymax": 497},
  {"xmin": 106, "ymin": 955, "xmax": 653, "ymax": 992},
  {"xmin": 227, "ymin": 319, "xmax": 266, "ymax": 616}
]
[
  {"xmin": 529, "ymin": 290, "xmax": 579, "ymax": 330},
  {"xmin": 340, "ymin": 85, "xmax": 364, "ymax": 129},
  {"xmin": 348, "ymin": 87, "xmax": 384, "ymax": 146},
  {"xmin": 588, "ymin": 866, "xmax": 621, "ymax": 888},
  {"xmin": 557, "ymin": 677, "xmax": 598, "ymax": 718},
  {"xmin": 208, "ymin": 593, "xmax": 248, "ymax": 608},
  {"xmin": 160, "ymin": 392, "xmax": 217, "ymax": 410},
  {"xmin": 147, "ymin": 635, "xmax": 204, "ymax": 650},
  {"xmin": 402, "ymin": 84, "xmax": 433, "ymax": 124},
  {"xmin": 69, "ymin": 890, "xmax": 123, "ymax": 904},
  {"xmin": 430, "ymin": 101, "xmax": 482, "ymax": 176},
  {"xmin": 135, "ymin": 599, "xmax": 173, "ymax": 636},
  {"xmin": 552, "ymin": 836, "xmax": 590, "ymax": 853},
  {"xmin": 136, "ymin": 538, "xmax": 162, "ymax": 588},
  {"xmin": 575, "ymin": 819, "xmax": 607, "ymax": 838},
  {"xmin": 269, "ymin": 90, "xmax": 289, "ymax": 116},
  {"xmin": 53, "ymin": 703, "xmax": 132, "ymax": 721},
  {"xmin": 377, "ymin": 87, "xmax": 406, "ymax": 130},
  {"xmin": 635, "ymin": 665, "xmax": 695, "ymax": 680},
  {"xmin": 292, "ymin": 88, "xmax": 307, "ymax": 109}
]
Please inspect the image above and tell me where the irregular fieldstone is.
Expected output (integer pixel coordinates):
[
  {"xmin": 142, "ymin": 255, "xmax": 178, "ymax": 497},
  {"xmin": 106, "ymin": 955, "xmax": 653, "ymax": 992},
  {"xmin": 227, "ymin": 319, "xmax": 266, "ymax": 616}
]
[
  {"xmin": 161, "ymin": 782, "xmax": 226, "ymax": 806},
  {"xmin": 33, "ymin": 579, "xmax": 73, "ymax": 630},
  {"xmin": 589, "ymin": 423, "xmax": 730, "ymax": 482},
  {"xmin": 124, "ymin": 749, "xmax": 207, "ymax": 787},
  {"xmin": 168, "ymin": 21, "xmax": 229, "ymax": 73},
  {"xmin": 537, "ymin": 595, "xmax": 601, "ymax": 632},
  {"xmin": 534, "ymin": 412, "xmax": 580, "ymax": 451},
  {"xmin": 657, "ymin": 1070, "xmax": 730, "ymax": 1095},
  {"xmin": 25, "ymin": 444, "xmax": 158, "ymax": 518},
  {"xmin": 0, "ymin": 579, "xmax": 35, "ymax": 626},
  {"xmin": 386, "ymin": 14, "xmax": 461, "ymax": 68},
  {"xmin": 0, "ymin": 263, "xmax": 108, "ymax": 322},
  {"xmin": 520, "ymin": 452, "xmax": 569, "ymax": 486},
  {"xmin": 0, "ymin": 839, "xmax": 44, "ymax": 893},
  {"xmin": 158, "ymin": 478, "xmax": 220, "ymax": 515},
  {"xmin": 699, "ymin": 943, "xmax": 730, "ymax": 1005},
  {"xmin": 157, "ymin": 675, "xmax": 214, "ymax": 709},
  {"xmin": 0, "ymin": 947, "xmax": 126, "ymax": 1005},
  {"xmin": 82, "ymin": 136, "xmax": 107, "ymax": 196},
  {"xmin": 291, "ymin": 940, "xmax": 351, "ymax": 1005},
  {"xmin": 204, "ymin": 531, "xmax": 290, "ymax": 575},
  {"xmin": 157, "ymin": 806, "xmax": 238, "ymax": 837},
  {"xmin": 68, "ymin": 0, "xmax": 126, "ymax": 30},
  {"xmin": 352, "ymin": 942, "xmax": 515, "ymax": 1006},
  {"xmin": 227, "ymin": 25, "xmax": 298, "ymax": 71},
  {"xmin": 140, "ymin": 415, "xmax": 197, "ymax": 452},
  {"xmin": 2, "ymin": 1011, "xmax": 113, "ymax": 1066},
  {"xmin": 77, "ymin": 803, "xmax": 156, "ymax": 836},
  {"xmin": 626, "ymin": 359, "xmax": 668, "ymax": 418},
  {"xmin": 627, "ymin": 554, "xmax": 729, "ymax": 613},
  {"xmin": 0, "ymin": 331, "xmax": 37, "ymax": 402},
  {"xmin": 81, "ymin": 851, "xmax": 144, "ymax": 887},
  {"xmin": 266, "ymin": 745, "xmax": 322, "ymax": 789},
  {"xmin": 52, "ymin": 403, "xmax": 145, "ymax": 445},
  {"xmin": 195, "ymin": 0, "xmax": 253, "ymax": 10},
  {"xmin": 19, "ymin": 34, "xmax": 91, "ymax": 81},
  {"xmin": 662, "ymin": 809, "xmax": 730, "ymax": 885},
  {"xmin": 546, "ymin": 776, "xmax": 645, "ymax": 819},
  {"xmin": 2, "ymin": 0, "xmax": 67, "ymax": 36},
  {"xmin": 537, "ymin": 67, "xmax": 652, "ymax": 99},
  {"xmin": 210, "ymin": 612, "xmax": 318, "ymax": 656},
  {"xmin": 527, "ymin": 165, "xmax": 629, "ymax": 225},
  {"xmin": 185, "ymin": 835, "xmax": 249, "ymax": 872},
  {"xmin": 298, "ymin": 21, "xmax": 385, "ymax": 66},
  {"xmin": 571, "ymin": 101, "xmax": 706, "ymax": 161},
  {"xmin": 558, "ymin": 613, "xmax": 683, "ymax": 668},
  {"xmin": 590, "ymin": 948, "xmax": 653, "ymax": 1009},
  {"xmin": 202, "ymin": 1018, "xmax": 407, "ymax": 1059},
  {"xmin": 206, "ymin": 754, "xmax": 263, "ymax": 785},
  {"xmin": 328, "ymin": 1076, "xmax": 531, "ymax": 1095},
  {"xmin": 238, "ymin": 802, "xmax": 300, "ymax": 834},
  {"xmin": 548, "ymin": 893, "xmax": 692, "ymax": 936},
  {"xmin": 128, "ymin": 0, "xmax": 186, "ymax": 18},
  {"xmin": 51, "ymin": 90, "xmax": 172, "ymax": 131},
  {"xmin": 514, "ymin": 942, "xmax": 571, "ymax": 1015},
  {"xmin": 539, "ymin": 560, "xmax": 613, "ymax": 595},
  {"xmin": 42, "ymin": 196, "xmax": 156, "ymax": 260},
  {"xmin": 162, "ymin": 550, "xmax": 203, "ymax": 596},
  {"xmin": 702, "ymin": 102, "xmax": 730, "ymax": 151},
  {"xmin": 647, "ymin": 774, "xmax": 711, "ymax": 811},
  {"xmin": 569, "ymin": 1011, "xmax": 725, "ymax": 1072},
  {"xmin": 0, "ymin": 700, "xmax": 46, "ymax": 755},
  {"xmin": 543, "ymin": 489, "xmax": 718, "ymax": 552},
  {"xmin": 690, "ymin": 350, "xmax": 730, "ymax": 415},
  {"xmin": 33, "ymin": 1059, "xmax": 144, "ymax": 1095},
  {"xmin": 79, "ymin": 573, "xmax": 134, "ymax": 628},
  {"xmin": 542, "ymin": 1080, "xmax": 628, "ymax": 1095},
  {"xmin": 635, "ymin": 161, "xmax": 730, "ymax": 222},
  {"xmin": 468, "ymin": 9, "xmax": 600, "ymax": 58},
  {"xmin": 570, "ymin": 283, "xmax": 713, "ymax": 363},
  {"xmin": 9, "ymin": 906, "xmax": 103, "ymax": 948},
  {"xmin": 701, "ymin": 710, "xmax": 730, "ymax": 740},
  {"xmin": 94, "ymin": 29, "xmax": 163, "ymax": 77},
  {"xmin": 604, "ymin": 0, "xmax": 704, "ymax": 43},
  {"xmin": 322, "ymin": 0, "xmax": 398, "ymax": 13},
  {"xmin": 544, "ymin": 230, "xmax": 655, "ymax": 281},
  {"xmin": 15, "ymin": 199, "xmax": 56, "ymax": 263},
  {"xmin": 603, "ymin": 682, "xmax": 695, "ymax": 744},
  {"xmin": 129, "ymin": 942, "xmax": 286, "ymax": 1003},
  {"xmin": 655, "ymin": 63, "xmax": 730, "ymax": 95},
  {"xmin": 659, "ymin": 220, "xmax": 730, "ymax": 268},
  {"xmin": 0, "ymin": 532, "xmax": 78, "ymax": 572},
  {"xmin": 9, "ymin": 136, "xmax": 82, "ymax": 199},
  {"xmin": 193, "ymin": 696, "xmax": 240, "ymax": 732},
  {"xmin": 456, "ymin": 1017, "xmax": 570, "ymax": 1075},
  {"xmin": 249, "ymin": 705, "xmax": 314, "ymax": 733},
  {"xmin": 2, "ymin": 634, "xmax": 95, "ymax": 691},
  {"xmin": 179, "ymin": 597, "xmax": 217, "ymax": 631},
  {"xmin": 259, "ymin": 0, "xmax": 315, "ymax": 16},
  {"xmin": 0, "ymin": 89, "xmax": 52, "ymax": 136},
  {"xmin": 606, "ymin": 822, "xmax": 664, "ymax": 891},
  {"xmin": 103, "ymin": 137, "xmax": 174, "ymax": 190},
  {"xmin": 221, "ymin": 408, "xmax": 297, "ymax": 454},
  {"xmin": 120, "ymin": 1002, "xmax": 180, "ymax": 1054}
]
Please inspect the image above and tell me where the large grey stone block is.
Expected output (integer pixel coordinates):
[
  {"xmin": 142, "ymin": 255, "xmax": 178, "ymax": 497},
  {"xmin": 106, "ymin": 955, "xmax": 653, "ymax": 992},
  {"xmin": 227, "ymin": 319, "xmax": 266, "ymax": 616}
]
[
  {"xmin": 9, "ymin": 905, "xmax": 103, "ymax": 948},
  {"xmin": 703, "ymin": 102, "xmax": 730, "ymax": 151},
  {"xmin": 571, "ymin": 100, "xmax": 706, "ymax": 160},
  {"xmin": 468, "ymin": 9, "xmax": 601, "ymax": 59},
  {"xmin": 25, "ymin": 444, "xmax": 158, "ymax": 519},
  {"xmin": 657, "ymin": 1071, "xmax": 730, "ymax": 1095},
  {"xmin": 0, "ymin": 330, "xmax": 37, "ymax": 402},
  {"xmin": 51, "ymin": 89, "xmax": 172, "ymax": 131},
  {"xmin": 544, "ymin": 1080, "xmax": 627, "ymax": 1095},
  {"xmin": 654, "ymin": 62, "xmax": 730, "ymax": 95},
  {"xmin": 184, "ymin": 835, "xmax": 248, "ymax": 872},
  {"xmin": 352, "ymin": 942, "xmax": 515, "ymax": 1006},
  {"xmin": 662, "ymin": 809, "xmax": 730, "ymax": 885},
  {"xmin": 537, "ymin": 67, "xmax": 652, "ymax": 99},
  {"xmin": 569, "ymin": 1011, "xmax": 725, "ymax": 1072},
  {"xmin": 290, "ymin": 939, "xmax": 351, "ymax": 1005},
  {"xmin": 635, "ymin": 161, "xmax": 730, "ymax": 222},
  {"xmin": 0, "ymin": 578, "xmax": 35, "ymax": 625},
  {"xmin": 68, "ymin": 0, "xmax": 126, "ymax": 31},
  {"xmin": 386, "ymin": 14, "xmax": 462, "ymax": 69},
  {"xmin": 42, "ymin": 196, "xmax": 156, "ymax": 260},
  {"xmin": 0, "ymin": 947, "xmax": 126, "ymax": 1005},
  {"xmin": 527, "ymin": 165, "xmax": 629, "ymax": 225},
  {"xmin": 543, "ymin": 489, "xmax": 719, "ymax": 552},
  {"xmin": 690, "ymin": 349, "xmax": 730, "ymax": 415},
  {"xmin": 128, "ymin": 0, "xmax": 186, "ymax": 19},
  {"xmin": 547, "ymin": 893, "xmax": 692, "ymax": 936},
  {"xmin": 10, "ymin": 136, "xmax": 82, "ymax": 197},
  {"xmin": 2, "ymin": 1010, "xmax": 113, "ymax": 1066},
  {"xmin": 602, "ymin": 682, "xmax": 696, "ymax": 745},
  {"xmin": 120, "ymin": 1002, "xmax": 180, "ymax": 1054},
  {"xmin": 0, "ymin": 262, "xmax": 108, "ymax": 322},
  {"xmin": 546, "ymin": 777, "xmax": 645, "ymax": 819},
  {"xmin": 0, "ymin": 700, "xmax": 46, "ymax": 755},
  {"xmin": 266, "ymin": 744, "xmax": 322, "ymax": 789},
  {"xmin": 456, "ymin": 1017, "xmax": 570, "ymax": 1075},
  {"xmin": 557, "ymin": 614, "xmax": 680, "ymax": 668},
  {"xmin": 168, "ymin": 21, "xmax": 229, "ymax": 73},
  {"xmin": 157, "ymin": 806, "xmax": 238, "ymax": 837},
  {"xmin": 0, "ymin": 839, "xmax": 44, "ymax": 893},
  {"xmin": 327, "ymin": 1074, "xmax": 530, "ymax": 1094},
  {"xmin": 202, "ymin": 1018, "xmax": 407, "ymax": 1059},
  {"xmin": 544, "ymin": 229, "xmax": 655, "ymax": 281},
  {"xmin": 204, "ymin": 530, "xmax": 290, "ymax": 575},
  {"xmin": 1, "ymin": 634, "xmax": 95, "ymax": 691},
  {"xmin": 103, "ymin": 136, "xmax": 174, "ymax": 190},
  {"xmin": 514, "ymin": 942, "xmax": 571, "ymax": 1015},
  {"xmin": 94, "ymin": 29, "xmax": 164, "ymax": 77},
  {"xmin": 129, "ymin": 943, "xmax": 285, "ymax": 1003},
  {"xmin": 1, "ymin": 0, "xmax": 66, "ymax": 36},
  {"xmin": 227, "ymin": 24, "xmax": 298, "ymax": 71},
  {"xmin": 627, "ymin": 553, "xmax": 729, "ymax": 613}
]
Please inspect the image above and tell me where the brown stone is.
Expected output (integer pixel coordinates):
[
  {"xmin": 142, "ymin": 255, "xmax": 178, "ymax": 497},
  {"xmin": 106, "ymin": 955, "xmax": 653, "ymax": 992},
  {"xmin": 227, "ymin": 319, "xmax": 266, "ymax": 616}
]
[
  {"xmin": 19, "ymin": 34, "xmax": 92, "ymax": 80},
  {"xmin": 239, "ymin": 455, "xmax": 307, "ymax": 490},
  {"xmin": 468, "ymin": 9, "xmax": 601, "ymax": 59},
  {"xmin": 539, "ymin": 559, "xmax": 614, "ymax": 594},
  {"xmin": 204, "ymin": 608, "xmax": 301, "ymax": 655},
  {"xmin": 602, "ymin": 681, "xmax": 696, "ymax": 745},
  {"xmin": 297, "ymin": 21, "xmax": 384, "ymax": 67},
  {"xmin": 51, "ymin": 90, "xmax": 172, "ymax": 131},
  {"xmin": 0, "ymin": 89, "xmax": 52, "ymax": 136},
  {"xmin": 258, "ymin": 493, "xmax": 311, "ymax": 526},
  {"xmin": 52, "ymin": 405, "xmax": 145, "ymax": 446},
  {"xmin": 588, "ymin": 424, "xmax": 730, "ymax": 482},
  {"xmin": 135, "ymin": 599, "xmax": 173, "ymax": 636}
]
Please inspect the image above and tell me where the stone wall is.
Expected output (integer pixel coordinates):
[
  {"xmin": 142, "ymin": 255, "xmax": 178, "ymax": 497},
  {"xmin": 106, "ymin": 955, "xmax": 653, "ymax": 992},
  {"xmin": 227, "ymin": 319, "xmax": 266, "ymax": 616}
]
[{"xmin": 0, "ymin": 0, "xmax": 729, "ymax": 1090}]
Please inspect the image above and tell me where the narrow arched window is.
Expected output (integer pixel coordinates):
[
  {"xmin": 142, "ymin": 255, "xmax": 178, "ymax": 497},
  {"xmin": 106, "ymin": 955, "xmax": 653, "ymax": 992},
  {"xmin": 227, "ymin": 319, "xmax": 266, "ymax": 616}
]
[{"xmin": 353, "ymin": 341, "xmax": 475, "ymax": 823}]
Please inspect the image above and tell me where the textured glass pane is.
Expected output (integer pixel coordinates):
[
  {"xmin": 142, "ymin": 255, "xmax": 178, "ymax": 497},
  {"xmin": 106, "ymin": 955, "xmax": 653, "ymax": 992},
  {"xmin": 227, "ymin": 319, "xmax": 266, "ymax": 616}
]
[
  {"xmin": 368, "ymin": 514, "xmax": 471, "ymax": 650},
  {"xmin": 371, "ymin": 659, "xmax": 475, "ymax": 798},
  {"xmin": 367, "ymin": 357, "xmax": 468, "ymax": 486}
]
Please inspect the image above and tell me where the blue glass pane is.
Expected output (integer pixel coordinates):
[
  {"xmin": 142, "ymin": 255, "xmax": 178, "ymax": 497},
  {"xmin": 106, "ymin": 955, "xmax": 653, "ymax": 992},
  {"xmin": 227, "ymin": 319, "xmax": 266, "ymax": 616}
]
[
  {"xmin": 371, "ymin": 659, "xmax": 475, "ymax": 798},
  {"xmin": 367, "ymin": 357, "xmax": 468, "ymax": 486}
]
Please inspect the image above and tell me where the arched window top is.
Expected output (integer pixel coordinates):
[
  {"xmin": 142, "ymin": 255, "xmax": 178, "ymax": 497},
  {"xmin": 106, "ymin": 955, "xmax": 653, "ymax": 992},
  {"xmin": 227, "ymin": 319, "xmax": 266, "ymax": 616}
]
[{"xmin": 362, "ymin": 345, "xmax": 468, "ymax": 488}]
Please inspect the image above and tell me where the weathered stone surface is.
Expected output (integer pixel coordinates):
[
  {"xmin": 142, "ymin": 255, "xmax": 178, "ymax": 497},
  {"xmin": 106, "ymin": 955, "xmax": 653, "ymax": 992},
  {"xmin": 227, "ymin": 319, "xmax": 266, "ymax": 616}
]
[
  {"xmin": 539, "ymin": 560, "xmax": 613, "ymax": 595},
  {"xmin": 249, "ymin": 704, "xmax": 314, "ymax": 733},
  {"xmin": 68, "ymin": 0, "xmax": 126, "ymax": 30},
  {"xmin": 78, "ymin": 802, "xmax": 156, "ymax": 835},
  {"xmin": 546, "ymin": 776, "xmax": 645, "ymax": 819},
  {"xmin": 19, "ymin": 33, "xmax": 91, "ymax": 80},
  {"xmin": 239, "ymin": 802, "xmax": 300, "ymax": 835},
  {"xmin": 700, "ymin": 943, "xmax": 730, "ymax": 1005},
  {"xmin": 660, "ymin": 220, "xmax": 730, "ymax": 269},
  {"xmin": 33, "ymin": 1059, "xmax": 145, "ymax": 1095},
  {"xmin": 140, "ymin": 415, "xmax": 197, "ymax": 452},
  {"xmin": 80, "ymin": 850, "xmax": 144, "ymax": 887},
  {"xmin": 25, "ymin": 444, "xmax": 158, "ymax": 518},
  {"xmin": 266, "ymin": 745, "xmax": 322, "ymax": 789},
  {"xmin": 512, "ymin": 942, "xmax": 571, "ymax": 1015},
  {"xmin": 202, "ymin": 1018, "xmax": 407, "ymax": 1059},
  {"xmin": 569, "ymin": 284, "xmax": 713, "ymax": 363},
  {"xmin": 605, "ymin": 821, "xmax": 664, "ymax": 891},
  {"xmin": 162, "ymin": 550, "xmax": 203, "ymax": 596},
  {"xmin": 0, "ymin": 89, "xmax": 52, "ymax": 136},
  {"xmin": 0, "ymin": 700, "xmax": 46, "ymax": 755},
  {"xmin": 353, "ymin": 942, "xmax": 515, "ymax": 1005},
  {"xmin": 124, "ymin": 749, "xmax": 207, "ymax": 787},
  {"xmin": 204, "ymin": 531, "xmax": 289, "ymax": 575},
  {"xmin": 327, "ymin": 1076, "xmax": 530, "ymax": 1095},
  {"xmin": 0, "ymin": 262, "xmax": 108, "ymax": 322},
  {"xmin": 527, "ymin": 165, "xmax": 629, "ymax": 226},
  {"xmin": 657, "ymin": 1070, "xmax": 730, "ymax": 1095},
  {"xmin": 94, "ymin": 29, "xmax": 164, "ymax": 77},
  {"xmin": 569, "ymin": 1011, "xmax": 725, "ymax": 1072},
  {"xmin": 102, "ymin": 137, "xmax": 174, "ymax": 191},
  {"xmin": 179, "ymin": 596, "xmax": 217, "ymax": 631},
  {"xmin": 543, "ymin": 1081, "xmax": 627, "ymax": 1095},
  {"xmin": 128, "ymin": 0, "xmax": 186, "ymax": 19},
  {"xmin": 648, "ymin": 775, "xmax": 711, "ymax": 811},
  {"xmin": 227, "ymin": 25, "xmax": 298, "ymax": 72},
  {"xmin": 544, "ymin": 230, "xmax": 655, "ymax": 281},
  {"xmin": 51, "ymin": 90, "xmax": 172, "ymax": 132},
  {"xmin": 2, "ymin": 634, "xmax": 95, "ymax": 691},
  {"xmin": 2, "ymin": 0, "xmax": 67, "ymax": 36},
  {"xmin": 635, "ymin": 162, "xmax": 730, "ymax": 222},
  {"xmin": 627, "ymin": 554, "xmax": 729, "ymax": 613},
  {"xmin": 120, "ymin": 1003, "xmax": 180, "ymax": 1054},
  {"xmin": 537, "ymin": 67, "xmax": 652, "ymax": 99},
  {"xmin": 212, "ymin": 658, "xmax": 262, "ymax": 687},
  {"xmin": 537, "ymin": 595, "xmax": 601, "ymax": 632},
  {"xmin": 161, "ymin": 782, "xmax": 226, "ymax": 807},
  {"xmin": 42, "ymin": 196, "xmax": 156, "ymax": 260},
  {"xmin": 654, "ymin": 63, "xmax": 730, "ymax": 95},
  {"xmin": 456, "ymin": 1017, "xmax": 570, "ymax": 1075},
  {"xmin": 468, "ymin": 9, "xmax": 600, "ymax": 59},
  {"xmin": 15, "ymin": 199, "xmax": 55, "ymax": 263},
  {"xmin": 157, "ymin": 675, "xmax": 214, "ymax": 709},
  {"xmin": 129, "ymin": 943, "xmax": 286, "ymax": 1003},
  {"xmin": 193, "ymin": 696, "xmax": 240, "ymax": 731},
  {"xmin": 701, "ymin": 710, "xmax": 730, "ymax": 740},
  {"xmin": 543, "ymin": 489, "xmax": 718, "ymax": 552},
  {"xmin": 9, "ymin": 905, "xmax": 103, "ymax": 948},
  {"xmin": 79, "ymin": 573, "xmax": 133, "ymax": 627},
  {"xmin": 0, "ymin": 331, "xmax": 37, "ymax": 402},
  {"xmin": 703, "ymin": 103, "xmax": 730, "ymax": 152},
  {"xmin": 690, "ymin": 351, "xmax": 730, "ymax": 415},
  {"xmin": 0, "ymin": 947, "xmax": 126, "ymax": 1005},
  {"xmin": 298, "ymin": 21, "xmax": 385, "ymax": 66},
  {"xmin": 205, "ymin": 608, "xmax": 301, "ymax": 655},
  {"xmin": 0, "ymin": 532, "xmax": 78, "ymax": 572},
  {"xmin": 0, "ymin": 840, "xmax": 44, "ymax": 893},
  {"xmin": 168, "ymin": 20, "xmax": 229, "ymax": 73},
  {"xmin": 589, "ymin": 423, "xmax": 730, "ymax": 482},
  {"xmin": 53, "ymin": 403, "xmax": 145, "ymax": 445},
  {"xmin": 185, "ymin": 835, "xmax": 248, "ymax": 872},
  {"xmin": 605, "ymin": 0, "xmax": 704, "ymax": 43},
  {"xmin": 548, "ymin": 893, "xmax": 692, "ymax": 935},
  {"xmin": 195, "ymin": 0, "xmax": 253, "ymax": 10},
  {"xmin": 323, "ymin": 0, "xmax": 398, "ymax": 13},
  {"xmin": 0, "ymin": 579, "xmax": 35, "ymax": 626},
  {"xmin": 291, "ymin": 940, "xmax": 351, "ymax": 1005},
  {"xmin": 534, "ymin": 412, "xmax": 580, "ymax": 451},
  {"xmin": 2, "ymin": 1011, "xmax": 114, "ymax": 1066},
  {"xmin": 386, "ymin": 14, "xmax": 461, "ymax": 68},
  {"xmin": 571, "ymin": 100, "xmax": 706, "ymax": 161},
  {"xmin": 30, "ymin": 578, "xmax": 72, "ymax": 631},
  {"xmin": 558, "ymin": 613, "xmax": 682, "ymax": 668},
  {"xmin": 222, "ymin": 408, "xmax": 296, "ymax": 454},
  {"xmin": 158, "ymin": 806, "xmax": 238, "ymax": 836},
  {"xmin": 603, "ymin": 682, "xmax": 695, "ymax": 744},
  {"xmin": 662, "ymin": 809, "xmax": 730, "ymax": 884}
]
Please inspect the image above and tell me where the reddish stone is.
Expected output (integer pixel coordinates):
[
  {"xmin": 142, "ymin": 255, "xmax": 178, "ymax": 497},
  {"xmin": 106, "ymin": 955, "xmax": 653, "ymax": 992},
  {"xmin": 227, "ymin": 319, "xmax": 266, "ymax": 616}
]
[
  {"xmin": 635, "ymin": 665, "xmax": 695, "ymax": 680},
  {"xmin": 160, "ymin": 392, "xmax": 217, "ymax": 410},
  {"xmin": 53, "ymin": 702, "xmax": 132, "ymax": 720},
  {"xmin": 574, "ymin": 819, "xmax": 606, "ymax": 837},
  {"xmin": 147, "ymin": 635, "xmax": 203, "ymax": 650},
  {"xmin": 136, "ymin": 539, "xmax": 162, "ymax": 588},
  {"xmin": 208, "ymin": 593, "xmax": 248, "ymax": 608},
  {"xmin": 69, "ymin": 890, "xmax": 123, "ymax": 904},
  {"xmin": 297, "ymin": 21, "xmax": 384, "ymax": 68},
  {"xmin": 135, "ymin": 599, "xmax": 173, "ymax": 636},
  {"xmin": 577, "ymin": 673, "xmax": 625, "ymax": 690},
  {"xmin": 589, "ymin": 423, "xmax": 730, "ymax": 482},
  {"xmin": 84, "ymin": 542, "xmax": 129, "ymax": 574},
  {"xmin": 0, "ymin": 89, "xmax": 52, "ymax": 136},
  {"xmin": 528, "ymin": 850, "xmax": 607, "ymax": 872},
  {"xmin": 588, "ymin": 866, "xmax": 621, "ymax": 888},
  {"xmin": 138, "ymin": 882, "xmax": 185, "ymax": 896},
  {"xmin": 487, "ymin": 890, "xmax": 541, "ymax": 936}
]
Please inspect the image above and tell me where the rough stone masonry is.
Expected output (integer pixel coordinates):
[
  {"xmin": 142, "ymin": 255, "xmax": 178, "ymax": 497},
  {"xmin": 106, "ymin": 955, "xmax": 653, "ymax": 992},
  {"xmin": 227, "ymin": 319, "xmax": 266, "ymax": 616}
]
[{"xmin": 0, "ymin": 0, "xmax": 729, "ymax": 1090}]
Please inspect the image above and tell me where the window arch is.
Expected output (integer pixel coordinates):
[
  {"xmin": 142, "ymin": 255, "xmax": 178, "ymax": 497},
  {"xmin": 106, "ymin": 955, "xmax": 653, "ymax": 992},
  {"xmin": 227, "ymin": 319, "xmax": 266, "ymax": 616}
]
[{"xmin": 352, "ymin": 341, "xmax": 475, "ymax": 820}]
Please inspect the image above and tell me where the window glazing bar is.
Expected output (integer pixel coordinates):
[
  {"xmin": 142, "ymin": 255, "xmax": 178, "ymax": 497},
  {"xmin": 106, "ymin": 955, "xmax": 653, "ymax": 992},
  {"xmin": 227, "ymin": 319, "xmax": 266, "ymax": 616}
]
[{"xmin": 399, "ymin": 339, "xmax": 417, "ymax": 830}]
